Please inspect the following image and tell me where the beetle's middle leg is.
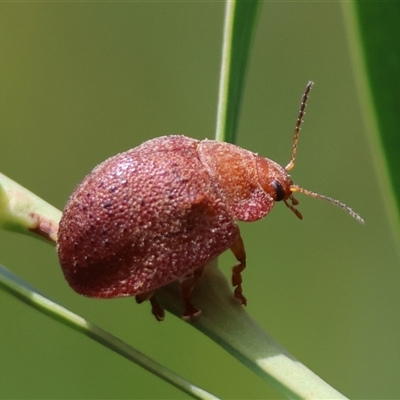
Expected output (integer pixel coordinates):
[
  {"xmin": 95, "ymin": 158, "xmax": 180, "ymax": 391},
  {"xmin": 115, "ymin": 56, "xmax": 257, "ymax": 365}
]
[{"xmin": 180, "ymin": 266, "xmax": 204, "ymax": 321}]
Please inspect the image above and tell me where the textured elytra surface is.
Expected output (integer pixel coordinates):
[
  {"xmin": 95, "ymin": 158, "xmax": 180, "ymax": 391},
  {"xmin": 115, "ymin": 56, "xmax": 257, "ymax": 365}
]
[{"xmin": 57, "ymin": 135, "xmax": 240, "ymax": 298}]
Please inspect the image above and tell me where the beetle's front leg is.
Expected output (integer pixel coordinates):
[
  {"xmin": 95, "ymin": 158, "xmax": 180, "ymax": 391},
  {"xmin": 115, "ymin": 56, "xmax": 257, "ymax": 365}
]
[{"xmin": 230, "ymin": 233, "xmax": 247, "ymax": 306}]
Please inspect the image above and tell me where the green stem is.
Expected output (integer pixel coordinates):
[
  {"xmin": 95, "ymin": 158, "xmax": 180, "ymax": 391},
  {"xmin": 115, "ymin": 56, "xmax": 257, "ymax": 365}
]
[
  {"xmin": 159, "ymin": 263, "xmax": 348, "ymax": 400},
  {"xmin": 215, "ymin": 0, "xmax": 235, "ymax": 142},
  {"xmin": 215, "ymin": 0, "xmax": 260, "ymax": 144},
  {"xmin": 0, "ymin": 172, "xmax": 60, "ymax": 244},
  {"xmin": 0, "ymin": 262, "xmax": 219, "ymax": 400}
]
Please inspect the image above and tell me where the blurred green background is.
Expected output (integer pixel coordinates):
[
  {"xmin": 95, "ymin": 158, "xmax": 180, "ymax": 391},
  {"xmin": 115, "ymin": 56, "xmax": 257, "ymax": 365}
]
[{"xmin": 1, "ymin": 2, "xmax": 399, "ymax": 399}]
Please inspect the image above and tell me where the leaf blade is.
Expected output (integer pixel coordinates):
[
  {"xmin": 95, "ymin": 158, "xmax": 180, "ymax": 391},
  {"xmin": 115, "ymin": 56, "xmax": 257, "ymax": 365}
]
[{"xmin": 215, "ymin": 0, "xmax": 261, "ymax": 144}]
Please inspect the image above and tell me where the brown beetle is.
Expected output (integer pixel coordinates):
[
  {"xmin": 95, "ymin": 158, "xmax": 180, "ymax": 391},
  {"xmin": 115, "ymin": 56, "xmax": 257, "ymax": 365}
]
[{"xmin": 57, "ymin": 82, "xmax": 363, "ymax": 321}]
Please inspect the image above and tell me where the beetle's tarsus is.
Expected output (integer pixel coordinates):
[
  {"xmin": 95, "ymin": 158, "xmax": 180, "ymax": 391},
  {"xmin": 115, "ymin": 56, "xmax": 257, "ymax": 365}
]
[
  {"xmin": 150, "ymin": 296, "xmax": 165, "ymax": 322},
  {"xmin": 232, "ymin": 265, "xmax": 247, "ymax": 306},
  {"xmin": 233, "ymin": 285, "xmax": 247, "ymax": 306},
  {"xmin": 182, "ymin": 302, "xmax": 202, "ymax": 321},
  {"xmin": 230, "ymin": 234, "xmax": 247, "ymax": 306}
]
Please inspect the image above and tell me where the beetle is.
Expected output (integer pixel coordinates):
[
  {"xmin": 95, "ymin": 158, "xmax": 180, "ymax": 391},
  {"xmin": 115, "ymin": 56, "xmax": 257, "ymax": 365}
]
[{"xmin": 57, "ymin": 81, "xmax": 363, "ymax": 321}]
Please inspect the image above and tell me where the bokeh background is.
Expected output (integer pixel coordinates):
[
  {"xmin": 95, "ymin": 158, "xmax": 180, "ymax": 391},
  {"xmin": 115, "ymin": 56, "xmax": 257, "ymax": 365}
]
[{"xmin": 1, "ymin": 2, "xmax": 399, "ymax": 399}]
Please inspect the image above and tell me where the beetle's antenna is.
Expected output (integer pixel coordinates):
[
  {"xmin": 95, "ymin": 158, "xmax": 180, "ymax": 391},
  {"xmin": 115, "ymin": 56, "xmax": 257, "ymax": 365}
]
[
  {"xmin": 290, "ymin": 185, "xmax": 365, "ymax": 224},
  {"xmin": 285, "ymin": 81, "xmax": 314, "ymax": 172},
  {"xmin": 283, "ymin": 82, "xmax": 364, "ymax": 224}
]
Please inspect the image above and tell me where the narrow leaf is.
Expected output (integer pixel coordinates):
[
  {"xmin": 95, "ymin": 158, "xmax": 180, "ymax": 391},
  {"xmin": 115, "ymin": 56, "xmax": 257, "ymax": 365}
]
[
  {"xmin": 0, "ymin": 262, "xmax": 220, "ymax": 400},
  {"xmin": 215, "ymin": 0, "xmax": 260, "ymax": 144},
  {"xmin": 343, "ymin": 2, "xmax": 400, "ymax": 238}
]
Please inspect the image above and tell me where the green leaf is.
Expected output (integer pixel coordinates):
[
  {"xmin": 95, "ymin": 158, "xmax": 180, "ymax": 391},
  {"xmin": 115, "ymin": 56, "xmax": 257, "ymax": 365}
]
[
  {"xmin": 343, "ymin": 2, "xmax": 400, "ymax": 238},
  {"xmin": 215, "ymin": 0, "xmax": 260, "ymax": 144}
]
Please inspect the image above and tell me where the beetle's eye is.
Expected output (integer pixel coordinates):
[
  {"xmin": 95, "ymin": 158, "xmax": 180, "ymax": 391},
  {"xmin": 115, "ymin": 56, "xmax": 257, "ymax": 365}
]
[{"xmin": 272, "ymin": 180, "xmax": 285, "ymax": 201}]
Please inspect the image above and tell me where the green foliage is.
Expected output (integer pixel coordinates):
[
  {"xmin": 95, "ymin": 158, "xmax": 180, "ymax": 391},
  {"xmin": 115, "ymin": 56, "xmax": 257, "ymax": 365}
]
[
  {"xmin": 352, "ymin": 2, "xmax": 400, "ymax": 232},
  {"xmin": 215, "ymin": 0, "xmax": 260, "ymax": 143},
  {"xmin": 1, "ymin": 2, "xmax": 400, "ymax": 399}
]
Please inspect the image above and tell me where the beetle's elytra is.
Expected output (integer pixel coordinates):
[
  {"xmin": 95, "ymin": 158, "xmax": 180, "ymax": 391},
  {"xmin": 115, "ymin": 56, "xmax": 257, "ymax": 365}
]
[{"xmin": 57, "ymin": 82, "xmax": 363, "ymax": 321}]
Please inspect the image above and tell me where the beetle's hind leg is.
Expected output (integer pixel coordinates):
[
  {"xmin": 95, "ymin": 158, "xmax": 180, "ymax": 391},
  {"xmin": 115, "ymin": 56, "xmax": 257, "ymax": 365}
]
[
  {"xmin": 136, "ymin": 291, "xmax": 165, "ymax": 322},
  {"xmin": 230, "ymin": 233, "xmax": 247, "ymax": 306}
]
